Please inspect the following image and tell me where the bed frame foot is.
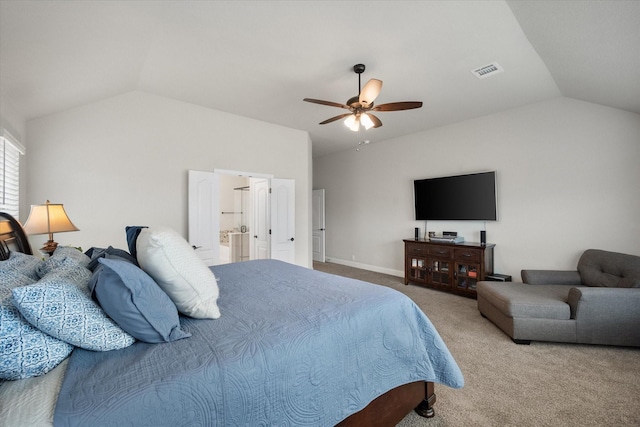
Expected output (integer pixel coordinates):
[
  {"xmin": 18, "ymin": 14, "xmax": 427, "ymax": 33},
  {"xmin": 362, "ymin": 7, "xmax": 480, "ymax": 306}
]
[
  {"xmin": 414, "ymin": 397, "xmax": 435, "ymax": 418},
  {"xmin": 414, "ymin": 382, "xmax": 436, "ymax": 418}
]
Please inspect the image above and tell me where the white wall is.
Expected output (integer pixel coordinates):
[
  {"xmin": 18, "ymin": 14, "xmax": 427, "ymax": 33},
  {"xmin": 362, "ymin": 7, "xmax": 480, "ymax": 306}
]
[
  {"xmin": 26, "ymin": 91, "xmax": 313, "ymax": 267},
  {"xmin": 313, "ymin": 97, "xmax": 640, "ymax": 280}
]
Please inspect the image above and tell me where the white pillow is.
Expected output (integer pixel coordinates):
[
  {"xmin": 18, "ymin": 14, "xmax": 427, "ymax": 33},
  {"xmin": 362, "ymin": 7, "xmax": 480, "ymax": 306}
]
[{"xmin": 136, "ymin": 227, "xmax": 220, "ymax": 319}]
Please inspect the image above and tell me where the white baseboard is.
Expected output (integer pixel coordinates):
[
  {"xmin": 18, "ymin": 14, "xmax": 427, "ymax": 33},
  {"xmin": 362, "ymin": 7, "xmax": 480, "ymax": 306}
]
[{"xmin": 323, "ymin": 257, "xmax": 404, "ymax": 278}]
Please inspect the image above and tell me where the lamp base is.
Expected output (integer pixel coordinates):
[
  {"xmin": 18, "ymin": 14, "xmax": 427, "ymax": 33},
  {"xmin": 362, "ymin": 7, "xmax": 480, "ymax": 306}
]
[{"xmin": 40, "ymin": 240, "xmax": 59, "ymax": 256}]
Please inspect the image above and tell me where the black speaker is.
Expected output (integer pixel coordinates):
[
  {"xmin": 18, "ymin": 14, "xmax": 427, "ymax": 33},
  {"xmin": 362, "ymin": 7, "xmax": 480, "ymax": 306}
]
[
  {"xmin": 480, "ymin": 230, "xmax": 486, "ymax": 245},
  {"xmin": 486, "ymin": 273, "xmax": 512, "ymax": 282},
  {"xmin": 414, "ymin": 227, "xmax": 419, "ymax": 240}
]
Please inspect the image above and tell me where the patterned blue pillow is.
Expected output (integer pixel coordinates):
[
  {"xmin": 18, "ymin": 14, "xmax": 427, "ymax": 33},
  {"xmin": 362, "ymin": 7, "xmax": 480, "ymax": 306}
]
[
  {"xmin": 0, "ymin": 251, "xmax": 44, "ymax": 281},
  {"xmin": 37, "ymin": 257, "xmax": 92, "ymax": 289},
  {"xmin": 12, "ymin": 280, "xmax": 136, "ymax": 352},
  {"xmin": 36, "ymin": 246, "xmax": 90, "ymax": 280},
  {"xmin": 52, "ymin": 246, "xmax": 90, "ymax": 268},
  {"xmin": 0, "ymin": 304, "xmax": 74, "ymax": 380},
  {"xmin": 0, "ymin": 270, "xmax": 73, "ymax": 380},
  {"xmin": 0, "ymin": 269, "xmax": 33, "ymax": 289}
]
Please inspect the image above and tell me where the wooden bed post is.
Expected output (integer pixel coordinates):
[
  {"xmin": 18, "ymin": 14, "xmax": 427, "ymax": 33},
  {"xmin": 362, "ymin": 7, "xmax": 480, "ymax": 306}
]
[{"xmin": 414, "ymin": 381, "xmax": 436, "ymax": 418}]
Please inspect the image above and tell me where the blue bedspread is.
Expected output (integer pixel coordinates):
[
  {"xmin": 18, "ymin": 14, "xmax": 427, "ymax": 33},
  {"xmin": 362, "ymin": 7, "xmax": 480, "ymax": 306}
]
[{"xmin": 54, "ymin": 259, "xmax": 463, "ymax": 426}]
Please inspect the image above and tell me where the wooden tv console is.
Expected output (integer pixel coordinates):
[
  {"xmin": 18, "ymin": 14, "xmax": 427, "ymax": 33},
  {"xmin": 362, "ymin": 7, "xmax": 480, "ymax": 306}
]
[{"xmin": 404, "ymin": 239, "xmax": 495, "ymax": 298}]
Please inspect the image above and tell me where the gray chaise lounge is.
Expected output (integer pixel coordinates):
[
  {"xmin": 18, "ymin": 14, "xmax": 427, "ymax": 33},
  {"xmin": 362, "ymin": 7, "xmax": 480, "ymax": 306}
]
[{"xmin": 476, "ymin": 249, "xmax": 640, "ymax": 347}]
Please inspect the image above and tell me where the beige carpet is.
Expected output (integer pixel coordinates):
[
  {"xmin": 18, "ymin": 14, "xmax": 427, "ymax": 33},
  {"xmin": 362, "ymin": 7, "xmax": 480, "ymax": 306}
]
[{"xmin": 313, "ymin": 262, "xmax": 640, "ymax": 427}]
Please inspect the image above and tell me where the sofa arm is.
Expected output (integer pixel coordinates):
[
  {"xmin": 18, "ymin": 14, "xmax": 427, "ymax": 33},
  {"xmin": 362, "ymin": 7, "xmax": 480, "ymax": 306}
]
[
  {"xmin": 567, "ymin": 287, "xmax": 640, "ymax": 346},
  {"xmin": 521, "ymin": 269, "xmax": 582, "ymax": 285}
]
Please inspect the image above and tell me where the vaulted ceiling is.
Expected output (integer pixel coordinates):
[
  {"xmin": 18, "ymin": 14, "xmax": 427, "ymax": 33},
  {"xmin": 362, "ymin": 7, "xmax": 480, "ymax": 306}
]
[{"xmin": 1, "ymin": 1, "xmax": 638, "ymax": 157}]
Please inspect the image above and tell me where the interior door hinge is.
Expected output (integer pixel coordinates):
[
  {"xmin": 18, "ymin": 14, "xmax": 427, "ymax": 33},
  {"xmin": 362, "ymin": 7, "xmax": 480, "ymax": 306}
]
[{"xmin": 269, "ymin": 229, "xmax": 272, "ymax": 235}]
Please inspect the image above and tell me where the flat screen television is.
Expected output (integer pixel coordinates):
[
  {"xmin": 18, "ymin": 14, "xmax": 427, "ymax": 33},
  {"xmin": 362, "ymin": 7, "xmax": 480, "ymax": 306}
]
[{"xmin": 414, "ymin": 171, "xmax": 497, "ymax": 221}]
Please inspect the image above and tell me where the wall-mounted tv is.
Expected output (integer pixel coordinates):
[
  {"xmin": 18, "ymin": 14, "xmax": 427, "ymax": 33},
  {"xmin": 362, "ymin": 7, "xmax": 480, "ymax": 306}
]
[{"xmin": 414, "ymin": 171, "xmax": 497, "ymax": 221}]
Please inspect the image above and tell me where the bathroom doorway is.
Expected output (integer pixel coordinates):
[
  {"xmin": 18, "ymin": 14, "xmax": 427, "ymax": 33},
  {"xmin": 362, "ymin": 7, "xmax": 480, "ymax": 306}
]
[
  {"xmin": 188, "ymin": 169, "xmax": 295, "ymax": 266},
  {"xmin": 218, "ymin": 174, "xmax": 250, "ymax": 264}
]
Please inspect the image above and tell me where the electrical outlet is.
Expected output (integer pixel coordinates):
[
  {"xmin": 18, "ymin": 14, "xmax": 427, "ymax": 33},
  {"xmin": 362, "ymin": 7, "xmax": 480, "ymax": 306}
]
[{"xmin": 351, "ymin": 255, "xmax": 356, "ymax": 261}]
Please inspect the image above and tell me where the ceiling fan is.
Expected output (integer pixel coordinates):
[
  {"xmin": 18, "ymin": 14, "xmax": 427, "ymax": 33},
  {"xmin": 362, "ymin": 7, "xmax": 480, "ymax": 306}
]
[{"xmin": 303, "ymin": 64, "xmax": 423, "ymax": 132}]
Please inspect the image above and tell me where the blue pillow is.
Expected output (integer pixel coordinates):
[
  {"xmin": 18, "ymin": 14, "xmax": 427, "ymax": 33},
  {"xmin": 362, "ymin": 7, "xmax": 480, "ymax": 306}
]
[
  {"xmin": 12, "ymin": 278, "xmax": 136, "ymax": 352},
  {"xmin": 125, "ymin": 226, "xmax": 148, "ymax": 259},
  {"xmin": 36, "ymin": 256, "xmax": 92, "ymax": 286},
  {"xmin": 0, "ymin": 251, "xmax": 43, "ymax": 281},
  {"xmin": 93, "ymin": 258, "xmax": 191, "ymax": 343},
  {"xmin": 86, "ymin": 246, "xmax": 137, "ymax": 271},
  {"xmin": 0, "ymin": 304, "xmax": 74, "ymax": 380},
  {"xmin": 51, "ymin": 246, "xmax": 90, "ymax": 268},
  {"xmin": 0, "ymin": 270, "xmax": 73, "ymax": 380}
]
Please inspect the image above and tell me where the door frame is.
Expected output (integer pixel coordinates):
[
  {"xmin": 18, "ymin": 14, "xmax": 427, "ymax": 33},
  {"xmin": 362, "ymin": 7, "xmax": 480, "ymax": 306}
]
[{"xmin": 312, "ymin": 189, "xmax": 326, "ymax": 262}]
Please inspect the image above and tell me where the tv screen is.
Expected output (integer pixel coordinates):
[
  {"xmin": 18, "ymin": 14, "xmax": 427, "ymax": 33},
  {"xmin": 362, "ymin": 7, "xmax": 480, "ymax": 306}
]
[{"xmin": 414, "ymin": 171, "xmax": 497, "ymax": 221}]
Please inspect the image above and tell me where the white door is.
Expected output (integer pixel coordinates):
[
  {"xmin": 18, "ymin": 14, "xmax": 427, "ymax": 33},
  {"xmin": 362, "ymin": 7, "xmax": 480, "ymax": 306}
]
[
  {"xmin": 188, "ymin": 170, "xmax": 219, "ymax": 266},
  {"xmin": 312, "ymin": 189, "xmax": 326, "ymax": 262},
  {"xmin": 251, "ymin": 178, "xmax": 270, "ymax": 260},
  {"xmin": 270, "ymin": 178, "xmax": 295, "ymax": 263}
]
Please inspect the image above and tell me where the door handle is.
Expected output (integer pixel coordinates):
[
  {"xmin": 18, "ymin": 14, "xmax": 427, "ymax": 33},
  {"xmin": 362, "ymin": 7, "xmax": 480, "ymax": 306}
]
[{"xmin": 290, "ymin": 237, "xmax": 295, "ymax": 241}]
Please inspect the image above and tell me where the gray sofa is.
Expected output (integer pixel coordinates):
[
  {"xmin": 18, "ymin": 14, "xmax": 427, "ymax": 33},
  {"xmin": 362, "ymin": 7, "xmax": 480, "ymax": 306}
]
[{"xmin": 477, "ymin": 249, "xmax": 640, "ymax": 347}]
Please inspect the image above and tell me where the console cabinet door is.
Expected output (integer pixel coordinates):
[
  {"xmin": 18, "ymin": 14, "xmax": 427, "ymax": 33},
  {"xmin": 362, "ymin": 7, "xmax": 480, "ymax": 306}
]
[
  {"xmin": 454, "ymin": 248, "xmax": 482, "ymax": 294},
  {"xmin": 407, "ymin": 255, "xmax": 428, "ymax": 283},
  {"xmin": 405, "ymin": 243, "xmax": 428, "ymax": 284},
  {"xmin": 427, "ymin": 257, "xmax": 451, "ymax": 290},
  {"xmin": 454, "ymin": 261, "xmax": 480, "ymax": 293}
]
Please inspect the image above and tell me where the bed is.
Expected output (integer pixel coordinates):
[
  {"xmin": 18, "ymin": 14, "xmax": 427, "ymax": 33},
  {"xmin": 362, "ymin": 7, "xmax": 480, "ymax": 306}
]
[{"xmin": 0, "ymin": 212, "xmax": 463, "ymax": 426}]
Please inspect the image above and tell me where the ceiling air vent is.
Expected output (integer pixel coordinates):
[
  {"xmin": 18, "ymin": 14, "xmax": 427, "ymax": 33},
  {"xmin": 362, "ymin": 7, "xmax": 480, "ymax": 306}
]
[{"xmin": 471, "ymin": 62, "xmax": 504, "ymax": 79}]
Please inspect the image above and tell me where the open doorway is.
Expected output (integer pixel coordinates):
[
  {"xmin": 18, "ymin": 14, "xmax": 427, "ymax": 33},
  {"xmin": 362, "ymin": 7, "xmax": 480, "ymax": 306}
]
[
  {"xmin": 218, "ymin": 174, "xmax": 250, "ymax": 264},
  {"xmin": 188, "ymin": 169, "xmax": 295, "ymax": 266}
]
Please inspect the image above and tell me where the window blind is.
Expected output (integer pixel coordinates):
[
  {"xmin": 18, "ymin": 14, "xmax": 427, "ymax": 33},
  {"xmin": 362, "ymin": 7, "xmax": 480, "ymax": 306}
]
[{"xmin": 0, "ymin": 129, "xmax": 25, "ymax": 218}]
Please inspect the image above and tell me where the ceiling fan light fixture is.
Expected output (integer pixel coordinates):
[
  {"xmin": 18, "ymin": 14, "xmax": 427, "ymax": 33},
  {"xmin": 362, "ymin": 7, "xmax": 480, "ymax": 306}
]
[
  {"xmin": 344, "ymin": 114, "xmax": 356, "ymax": 130},
  {"xmin": 360, "ymin": 113, "xmax": 375, "ymax": 130},
  {"xmin": 344, "ymin": 114, "xmax": 359, "ymax": 131},
  {"xmin": 349, "ymin": 117, "xmax": 361, "ymax": 132}
]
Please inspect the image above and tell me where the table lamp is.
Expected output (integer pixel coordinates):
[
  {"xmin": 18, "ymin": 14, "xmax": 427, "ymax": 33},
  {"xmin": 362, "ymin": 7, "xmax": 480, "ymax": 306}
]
[{"xmin": 23, "ymin": 200, "xmax": 79, "ymax": 255}]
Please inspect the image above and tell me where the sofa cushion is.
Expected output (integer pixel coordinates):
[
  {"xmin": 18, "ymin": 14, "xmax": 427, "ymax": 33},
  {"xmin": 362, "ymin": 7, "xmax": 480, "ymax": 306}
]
[
  {"xmin": 578, "ymin": 249, "xmax": 640, "ymax": 288},
  {"xmin": 477, "ymin": 282, "xmax": 576, "ymax": 320}
]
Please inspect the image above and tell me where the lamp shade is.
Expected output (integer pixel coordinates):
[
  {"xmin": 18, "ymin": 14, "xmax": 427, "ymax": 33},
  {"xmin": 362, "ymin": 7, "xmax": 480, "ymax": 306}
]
[{"xmin": 24, "ymin": 201, "xmax": 79, "ymax": 235}]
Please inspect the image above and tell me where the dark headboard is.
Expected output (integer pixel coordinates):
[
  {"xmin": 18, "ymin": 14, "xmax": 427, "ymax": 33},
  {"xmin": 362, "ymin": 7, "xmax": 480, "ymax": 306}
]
[{"xmin": 0, "ymin": 212, "xmax": 33, "ymax": 260}]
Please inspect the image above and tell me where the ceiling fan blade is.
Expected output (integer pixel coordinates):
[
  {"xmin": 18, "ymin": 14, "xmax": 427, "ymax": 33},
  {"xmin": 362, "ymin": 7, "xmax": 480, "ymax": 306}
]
[
  {"xmin": 368, "ymin": 113, "xmax": 383, "ymax": 128},
  {"xmin": 303, "ymin": 98, "xmax": 351, "ymax": 110},
  {"xmin": 319, "ymin": 113, "xmax": 353, "ymax": 125},
  {"xmin": 359, "ymin": 79, "xmax": 383, "ymax": 107},
  {"xmin": 372, "ymin": 101, "xmax": 423, "ymax": 112}
]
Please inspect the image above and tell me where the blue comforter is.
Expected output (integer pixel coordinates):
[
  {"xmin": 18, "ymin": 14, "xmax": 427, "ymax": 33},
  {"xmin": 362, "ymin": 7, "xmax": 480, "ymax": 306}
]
[{"xmin": 54, "ymin": 259, "xmax": 463, "ymax": 426}]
